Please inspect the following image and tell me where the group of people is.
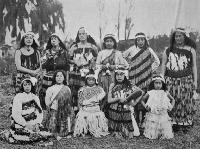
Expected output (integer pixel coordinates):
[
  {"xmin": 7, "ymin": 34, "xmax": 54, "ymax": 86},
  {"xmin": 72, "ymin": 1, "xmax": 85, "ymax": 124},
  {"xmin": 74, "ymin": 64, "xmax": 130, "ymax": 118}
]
[{"xmin": 0, "ymin": 27, "xmax": 197, "ymax": 144}]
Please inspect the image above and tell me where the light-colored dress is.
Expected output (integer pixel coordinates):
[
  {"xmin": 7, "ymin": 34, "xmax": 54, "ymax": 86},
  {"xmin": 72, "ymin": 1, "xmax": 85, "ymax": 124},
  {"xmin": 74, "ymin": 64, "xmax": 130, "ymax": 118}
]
[
  {"xmin": 0, "ymin": 92, "xmax": 51, "ymax": 144},
  {"xmin": 74, "ymin": 85, "xmax": 109, "ymax": 137},
  {"xmin": 143, "ymin": 90, "xmax": 174, "ymax": 139}
]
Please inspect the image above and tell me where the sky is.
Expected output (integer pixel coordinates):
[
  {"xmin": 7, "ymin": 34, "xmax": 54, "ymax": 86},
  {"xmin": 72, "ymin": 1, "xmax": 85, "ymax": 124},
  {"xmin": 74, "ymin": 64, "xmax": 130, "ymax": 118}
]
[{"xmin": 59, "ymin": 0, "xmax": 200, "ymax": 42}]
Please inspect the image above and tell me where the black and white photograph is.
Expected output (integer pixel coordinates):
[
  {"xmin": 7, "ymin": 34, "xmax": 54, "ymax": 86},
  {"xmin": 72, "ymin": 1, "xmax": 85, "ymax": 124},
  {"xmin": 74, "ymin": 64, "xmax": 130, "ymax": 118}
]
[{"xmin": 0, "ymin": 0, "xmax": 199, "ymax": 148}]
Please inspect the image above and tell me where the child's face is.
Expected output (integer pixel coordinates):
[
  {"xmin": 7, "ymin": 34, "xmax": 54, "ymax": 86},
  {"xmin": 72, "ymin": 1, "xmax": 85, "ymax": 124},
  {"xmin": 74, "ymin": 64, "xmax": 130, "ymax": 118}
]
[
  {"xmin": 23, "ymin": 81, "xmax": 32, "ymax": 93},
  {"xmin": 87, "ymin": 77, "xmax": 95, "ymax": 86},
  {"xmin": 56, "ymin": 72, "xmax": 65, "ymax": 84},
  {"xmin": 105, "ymin": 38, "xmax": 114, "ymax": 49},
  {"xmin": 154, "ymin": 79, "xmax": 163, "ymax": 90},
  {"xmin": 136, "ymin": 37, "xmax": 145, "ymax": 48},
  {"xmin": 116, "ymin": 72, "xmax": 125, "ymax": 83}
]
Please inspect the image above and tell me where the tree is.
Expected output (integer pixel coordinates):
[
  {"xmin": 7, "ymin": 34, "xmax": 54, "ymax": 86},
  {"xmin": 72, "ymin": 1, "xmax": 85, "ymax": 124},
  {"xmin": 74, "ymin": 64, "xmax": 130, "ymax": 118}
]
[
  {"xmin": 96, "ymin": 0, "xmax": 107, "ymax": 45},
  {"xmin": 0, "ymin": 0, "xmax": 65, "ymax": 44},
  {"xmin": 115, "ymin": 0, "xmax": 135, "ymax": 40}
]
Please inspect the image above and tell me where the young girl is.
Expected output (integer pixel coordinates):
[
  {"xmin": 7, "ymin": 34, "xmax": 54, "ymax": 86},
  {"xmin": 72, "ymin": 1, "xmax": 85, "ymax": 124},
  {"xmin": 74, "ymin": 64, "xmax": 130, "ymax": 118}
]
[
  {"xmin": 106, "ymin": 68, "xmax": 143, "ymax": 139},
  {"xmin": 142, "ymin": 75, "xmax": 175, "ymax": 139},
  {"xmin": 0, "ymin": 77, "xmax": 51, "ymax": 144},
  {"xmin": 45, "ymin": 70, "xmax": 74, "ymax": 137},
  {"xmin": 74, "ymin": 70, "xmax": 109, "ymax": 138}
]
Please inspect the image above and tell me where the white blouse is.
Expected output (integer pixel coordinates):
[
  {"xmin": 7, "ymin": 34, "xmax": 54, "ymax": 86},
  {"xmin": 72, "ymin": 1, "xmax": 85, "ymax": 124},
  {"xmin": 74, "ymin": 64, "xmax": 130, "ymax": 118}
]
[
  {"xmin": 96, "ymin": 49, "xmax": 129, "ymax": 69},
  {"xmin": 45, "ymin": 84, "xmax": 64, "ymax": 110},
  {"xmin": 12, "ymin": 92, "xmax": 43, "ymax": 127}
]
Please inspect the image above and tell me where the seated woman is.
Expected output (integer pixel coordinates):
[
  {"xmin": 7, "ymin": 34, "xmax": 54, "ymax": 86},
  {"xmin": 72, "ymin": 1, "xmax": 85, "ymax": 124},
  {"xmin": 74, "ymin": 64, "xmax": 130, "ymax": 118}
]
[
  {"xmin": 73, "ymin": 70, "xmax": 109, "ymax": 138},
  {"xmin": 106, "ymin": 68, "xmax": 143, "ymax": 139},
  {"xmin": 0, "ymin": 77, "xmax": 51, "ymax": 144}
]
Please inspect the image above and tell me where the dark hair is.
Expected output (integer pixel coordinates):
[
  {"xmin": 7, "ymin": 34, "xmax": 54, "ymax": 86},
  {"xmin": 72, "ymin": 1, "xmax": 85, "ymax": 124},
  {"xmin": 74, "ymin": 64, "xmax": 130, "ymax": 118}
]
[
  {"xmin": 134, "ymin": 32, "xmax": 149, "ymax": 49},
  {"xmin": 103, "ymin": 37, "xmax": 117, "ymax": 49},
  {"xmin": 85, "ymin": 69, "xmax": 97, "ymax": 86},
  {"xmin": 114, "ymin": 73, "xmax": 132, "ymax": 89},
  {"xmin": 20, "ymin": 36, "xmax": 39, "ymax": 49},
  {"xmin": 46, "ymin": 35, "xmax": 67, "ymax": 51},
  {"xmin": 75, "ymin": 29, "xmax": 97, "ymax": 46},
  {"xmin": 148, "ymin": 76, "xmax": 167, "ymax": 91},
  {"xmin": 169, "ymin": 31, "xmax": 197, "ymax": 50},
  {"xmin": 52, "ymin": 70, "xmax": 67, "ymax": 85},
  {"xmin": 20, "ymin": 80, "xmax": 36, "ymax": 94}
]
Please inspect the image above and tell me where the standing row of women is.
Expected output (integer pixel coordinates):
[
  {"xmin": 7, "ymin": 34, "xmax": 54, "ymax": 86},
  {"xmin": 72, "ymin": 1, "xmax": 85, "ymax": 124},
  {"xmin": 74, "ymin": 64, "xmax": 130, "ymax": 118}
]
[{"xmin": 1, "ymin": 27, "xmax": 197, "ymax": 144}]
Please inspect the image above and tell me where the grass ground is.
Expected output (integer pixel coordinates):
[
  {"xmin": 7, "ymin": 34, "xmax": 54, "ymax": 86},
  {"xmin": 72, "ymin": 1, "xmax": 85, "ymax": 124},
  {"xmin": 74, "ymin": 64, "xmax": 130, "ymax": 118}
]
[{"xmin": 0, "ymin": 76, "xmax": 200, "ymax": 149}]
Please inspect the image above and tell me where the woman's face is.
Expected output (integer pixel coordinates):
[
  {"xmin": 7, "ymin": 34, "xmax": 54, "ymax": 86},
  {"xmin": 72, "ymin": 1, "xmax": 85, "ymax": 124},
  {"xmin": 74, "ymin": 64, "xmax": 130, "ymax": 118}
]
[
  {"xmin": 23, "ymin": 81, "xmax": 32, "ymax": 93},
  {"xmin": 116, "ymin": 72, "xmax": 125, "ymax": 83},
  {"xmin": 78, "ymin": 28, "xmax": 87, "ymax": 42},
  {"xmin": 175, "ymin": 32, "xmax": 185, "ymax": 46},
  {"xmin": 105, "ymin": 38, "xmax": 114, "ymax": 49},
  {"xmin": 136, "ymin": 37, "xmax": 145, "ymax": 48},
  {"xmin": 56, "ymin": 72, "xmax": 65, "ymax": 84},
  {"xmin": 24, "ymin": 35, "xmax": 34, "ymax": 46},
  {"xmin": 154, "ymin": 79, "xmax": 163, "ymax": 90},
  {"xmin": 87, "ymin": 77, "xmax": 96, "ymax": 86},
  {"xmin": 51, "ymin": 36, "xmax": 60, "ymax": 47}
]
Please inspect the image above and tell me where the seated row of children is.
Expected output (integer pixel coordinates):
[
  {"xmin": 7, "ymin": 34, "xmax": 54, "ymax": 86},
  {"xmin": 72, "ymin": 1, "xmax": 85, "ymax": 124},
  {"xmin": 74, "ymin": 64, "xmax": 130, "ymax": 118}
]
[{"xmin": 0, "ymin": 68, "xmax": 175, "ymax": 144}]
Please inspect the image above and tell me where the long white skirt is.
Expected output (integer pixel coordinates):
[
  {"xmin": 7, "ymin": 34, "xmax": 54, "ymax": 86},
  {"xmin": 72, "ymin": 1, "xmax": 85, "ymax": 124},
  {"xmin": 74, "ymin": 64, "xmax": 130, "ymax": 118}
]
[{"xmin": 73, "ymin": 106, "xmax": 109, "ymax": 138}]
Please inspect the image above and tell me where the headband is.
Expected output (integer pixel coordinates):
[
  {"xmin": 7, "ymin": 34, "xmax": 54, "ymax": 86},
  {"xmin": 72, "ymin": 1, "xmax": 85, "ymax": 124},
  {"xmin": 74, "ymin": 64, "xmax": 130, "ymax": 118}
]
[
  {"xmin": 23, "ymin": 31, "xmax": 35, "ymax": 37},
  {"xmin": 135, "ymin": 32, "xmax": 146, "ymax": 39},
  {"xmin": 86, "ymin": 74, "xmax": 96, "ymax": 79},
  {"xmin": 103, "ymin": 33, "xmax": 116, "ymax": 41},
  {"xmin": 175, "ymin": 28, "xmax": 186, "ymax": 34},
  {"xmin": 152, "ymin": 75, "xmax": 165, "ymax": 83},
  {"xmin": 21, "ymin": 77, "xmax": 37, "ymax": 86},
  {"xmin": 115, "ymin": 69, "xmax": 129, "ymax": 78}
]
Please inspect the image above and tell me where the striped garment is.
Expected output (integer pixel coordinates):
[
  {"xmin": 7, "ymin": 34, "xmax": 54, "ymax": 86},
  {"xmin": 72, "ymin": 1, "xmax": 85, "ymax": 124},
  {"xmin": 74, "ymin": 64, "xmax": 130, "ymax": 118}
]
[{"xmin": 128, "ymin": 48, "xmax": 153, "ymax": 91}]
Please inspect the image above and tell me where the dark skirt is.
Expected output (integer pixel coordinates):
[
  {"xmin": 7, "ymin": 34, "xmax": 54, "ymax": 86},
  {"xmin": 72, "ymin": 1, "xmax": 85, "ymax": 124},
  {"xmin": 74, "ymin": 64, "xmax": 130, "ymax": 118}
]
[
  {"xmin": 44, "ymin": 109, "xmax": 74, "ymax": 136},
  {"xmin": 106, "ymin": 103, "xmax": 134, "ymax": 137},
  {"xmin": 69, "ymin": 71, "xmax": 85, "ymax": 107},
  {"xmin": 166, "ymin": 75, "xmax": 196, "ymax": 126}
]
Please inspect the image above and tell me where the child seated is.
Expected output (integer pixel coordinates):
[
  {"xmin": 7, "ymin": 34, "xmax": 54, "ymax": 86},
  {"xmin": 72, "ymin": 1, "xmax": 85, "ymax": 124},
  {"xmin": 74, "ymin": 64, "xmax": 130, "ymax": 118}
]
[{"xmin": 73, "ymin": 70, "xmax": 109, "ymax": 138}]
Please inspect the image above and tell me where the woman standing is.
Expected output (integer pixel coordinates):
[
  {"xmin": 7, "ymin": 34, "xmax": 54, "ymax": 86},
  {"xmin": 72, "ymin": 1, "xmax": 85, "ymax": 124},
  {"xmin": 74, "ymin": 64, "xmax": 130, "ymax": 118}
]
[
  {"xmin": 161, "ymin": 28, "xmax": 197, "ymax": 132},
  {"xmin": 14, "ymin": 31, "xmax": 41, "ymax": 94},
  {"xmin": 41, "ymin": 33, "xmax": 69, "ymax": 109},
  {"xmin": 123, "ymin": 32, "xmax": 160, "ymax": 128},
  {"xmin": 96, "ymin": 34, "xmax": 129, "ymax": 110},
  {"xmin": 69, "ymin": 27, "xmax": 98, "ymax": 112}
]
